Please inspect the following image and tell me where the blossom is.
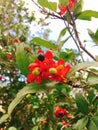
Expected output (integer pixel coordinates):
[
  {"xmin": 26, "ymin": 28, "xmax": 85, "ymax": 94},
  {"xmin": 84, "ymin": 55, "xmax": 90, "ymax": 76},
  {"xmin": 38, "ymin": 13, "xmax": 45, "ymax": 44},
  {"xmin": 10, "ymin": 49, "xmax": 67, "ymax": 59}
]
[
  {"xmin": 58, "ymin": 0, "xmax": 76, "ymax": 15},
  {"xmin": 13, "ymin": 37, "xmax": 21, "ymax": 43},
  {"xmin": 27, "ymin": 50, "xmax": 71, "ymax": 84},
  {"xmin": 6, "ymin": 53, "xmax": 13, "ymax": 60},
  {"xmin": 48, "ymin": 59, "xmax": 71, "ymax": 82},
  {"xmin": 54, "ymin": 106, "xmax": 67, "ymax": 118},
  {"xmin": 27, "ymin": 50, "xmax": 55, "ymax": 84}
]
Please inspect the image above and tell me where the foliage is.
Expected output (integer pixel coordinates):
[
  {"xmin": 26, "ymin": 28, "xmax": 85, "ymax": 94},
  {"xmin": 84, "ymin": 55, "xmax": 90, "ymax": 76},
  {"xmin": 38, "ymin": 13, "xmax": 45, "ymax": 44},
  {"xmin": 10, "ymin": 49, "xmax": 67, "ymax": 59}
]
[{"xmin": 0, "ymin": 0, "xmax": 98, "ymax": 130}]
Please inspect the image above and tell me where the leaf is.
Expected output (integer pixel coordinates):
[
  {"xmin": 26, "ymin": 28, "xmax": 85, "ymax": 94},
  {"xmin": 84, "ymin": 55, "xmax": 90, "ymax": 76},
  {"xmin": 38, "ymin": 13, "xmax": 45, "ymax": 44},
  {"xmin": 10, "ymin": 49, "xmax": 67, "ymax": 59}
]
[
  {"xmin": 88, "ymin": 29, "xmax": 95, "ymax": 39},
  {"xmin": 0, "ymin": 114, "xmax": 9, "ymax": 124},
  {"xmin": 57, "ymin": 28, "xmax": 66, "ymax": 41},
  {"xmin": 78, "ymin": 10, "xmax": 98, "ymax": 20},
  {"xmin": 67, "ymin": 61, "xmax": 98, "ymax": 78},
  {"xmin": 88, "ymin": 29, "xmax": 98, "ymax": 44},
  {"xmin": 32, "ymin": 126, "xmax": 39, "ymax": 130},
  {"xmin": 8, "ymin": 127, "xmax": 17, "ymax": 130},
  {"xmin": 75, "ymin": 93, "xmax": 89, "ymax": 114},
  {"xmin": 92, "ymin": 116, "xmax": 98, "ymax": 128},
  {"xmin": 95, "ymin": 29, "xmax": 98, "ymax": 41},
  {"xmin": 59, "ymin": 0, "xmax": 69, "ymax": 6},
  {"xmin": 87, "ymin": 76, "xmax": 98, "ymax": 85},
  {"xmin": 74, "ymin": 117, "xmax": 88, "ymax": 130},
  {"xmin": 31, "ymin": 37, "xmax": 56, "ymax": 50},
  {"xmin": 74, "ymin": 0, "xmax": 83, "ymax": 18},
  {"xmin": 57, "ymin": 28, "xmax": 67, "ymax": 49},
  {"xmin": 87, "ymin": 89, "xmax": 95, "ymax": 103},
  {"xmin": 59, "ymin": 51, "xmax": 74, "ymax": 62},
  {"xmin": 16, "ymin": 43, "xmax": 30, "ymax": 76},
  {"xmin": 38, "ymin": 0, "xmax": 57, "ymax": 11},
  {"xmin": 88, "ymin": 117, "xmax": 98, "ymax": 130}
]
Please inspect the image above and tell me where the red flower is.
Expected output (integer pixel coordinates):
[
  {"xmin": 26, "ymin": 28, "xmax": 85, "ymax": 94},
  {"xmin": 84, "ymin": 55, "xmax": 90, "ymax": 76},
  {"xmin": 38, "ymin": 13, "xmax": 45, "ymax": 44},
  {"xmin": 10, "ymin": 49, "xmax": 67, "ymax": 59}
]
[
  {"xmin": 13, "ymin": 37, "xmax": 21, "ymax": 43},
  {"xmin": 6, "ymin": 53, "xmax": 13, "ymax": 60},
  {"xmin": 0, "ymin": 75, "xmax": 2, "ymax": 80},
  {"xmin": 58, "ymin": 0, "xmax": 76, "ymax": 15},
  {"xmin": 49, "ymin": 59, "xmax": 71, "ymax": 82},
  {"xmin": 54, "ymin": 106, "xmax": 67, "ymax": 118},
  {"xmin": 27, "ymin": 50, "xmax": 71, "ymax": 84},
  {"xmin": 27, "ymin": 50, "xmax": 55, "ymax": 84}
]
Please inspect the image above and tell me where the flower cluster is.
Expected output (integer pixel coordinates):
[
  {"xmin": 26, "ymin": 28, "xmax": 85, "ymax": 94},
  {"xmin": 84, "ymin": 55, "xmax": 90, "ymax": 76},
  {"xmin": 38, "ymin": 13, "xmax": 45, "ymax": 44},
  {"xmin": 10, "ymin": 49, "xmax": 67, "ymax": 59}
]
[
  {"xmin": 58, "ymin": 0, "xmax": 76, "ymax": 15},
  {"xmin": 27, "ymin": 50, "xmax": 71, "ymax": 84}
]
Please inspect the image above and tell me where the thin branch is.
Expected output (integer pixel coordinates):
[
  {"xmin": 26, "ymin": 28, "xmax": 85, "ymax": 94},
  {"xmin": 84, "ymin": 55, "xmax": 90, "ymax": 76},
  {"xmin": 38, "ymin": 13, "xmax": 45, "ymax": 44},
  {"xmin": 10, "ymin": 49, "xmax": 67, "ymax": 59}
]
[{"xmin": 63, "ymin": 18, "xmax": 84, "ymax": 62}]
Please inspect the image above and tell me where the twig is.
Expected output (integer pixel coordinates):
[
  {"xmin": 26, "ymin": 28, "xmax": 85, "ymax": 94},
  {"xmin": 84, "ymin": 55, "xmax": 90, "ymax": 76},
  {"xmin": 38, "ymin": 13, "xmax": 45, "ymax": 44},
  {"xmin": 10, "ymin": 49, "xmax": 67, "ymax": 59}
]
[{"xmin": 63, "ymin": 18, "xmax": 84, "ymax": 62}]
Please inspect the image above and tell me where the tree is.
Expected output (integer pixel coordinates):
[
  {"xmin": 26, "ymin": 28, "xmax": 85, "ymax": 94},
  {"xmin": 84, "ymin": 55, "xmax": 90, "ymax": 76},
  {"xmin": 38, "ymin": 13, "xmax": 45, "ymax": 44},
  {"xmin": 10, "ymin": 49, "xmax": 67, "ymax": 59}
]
[{"xmin": 0, "ymin": 0, "xmax": 98, "ymax": 130}]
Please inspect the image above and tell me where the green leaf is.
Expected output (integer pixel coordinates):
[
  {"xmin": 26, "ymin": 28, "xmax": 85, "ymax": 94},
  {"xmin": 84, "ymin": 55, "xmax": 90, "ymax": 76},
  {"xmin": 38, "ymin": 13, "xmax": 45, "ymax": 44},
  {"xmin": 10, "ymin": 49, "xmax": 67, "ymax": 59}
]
[
  {"xmin": 57, "ymin": 28, "xmax": 66, "ymax": 41},
  {"xmin": 78, "ymin": 10, "xmax": 98, "ymax": 20},
  {"xmin": 75, "ymin": 93, "xmax": 89, "ymax": 114},
  {"xmin": 92, "ymin": 116, "xmax": 98, "ymax": 128},
  {"xmin": 95, "ymin": 29, "xmax": 98, "ymax": 41},
  {"xmin": 74, "ymin": 0, "xmax": 83, "ymax": 18},
  {"xmin": 0, "ymin": 114, "xmax": 9, "ymax": 124},
  {"xmin": 38, "ymin": 0, "xmax": 57, "ymax": 11},
  {"xmin": 88, "ymin": 29, "xmax": 98, "ymax": 44},
  {"xmin": 87, "ymin": 76, "xmax": 98, "ymax": 85},
  {"xmin": 31, "ymin": 37, "xmax": 56, "ymax": 50},
  {"xmin": 59, "ymin": 0, "xmax": 69, "ymax": 6},
  {"xmin": 59, "ymin": 51, "xmax": 74, "ymax": 62},
  {"xmin": 88, "ymin": 117, "xmax": 98, "ymax": 130},
  {"xmin": 67, "ymin": 62, "xmax": 98, "ymax": 78},
  {"xmin": 74, "ymin": 117, "xmax": 88, "ymax": 130},
  {"xmin": 32, "ymin": 126, "xmax": 39, "ymax": 130},
  {"xmin": 57, "ymin": 28, "xmax": 67, "ymax": 50},
  {"xmin": 8, "ymin": 127, "xmax": 17, "ymax": 130},
  {"xmin": 87, "ymin": 89, "xmax": 95, "ymax": 103},
  {"xmin": 16, "ymin": 43, "xmax": 29, "ymax": 76}
]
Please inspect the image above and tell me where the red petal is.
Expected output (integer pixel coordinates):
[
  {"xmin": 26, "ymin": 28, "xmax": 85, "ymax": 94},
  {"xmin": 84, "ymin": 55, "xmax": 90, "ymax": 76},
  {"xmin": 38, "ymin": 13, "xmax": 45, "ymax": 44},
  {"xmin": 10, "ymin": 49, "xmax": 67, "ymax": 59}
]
[
  {"xmin": 59, "ymin": 7, "xmax": 66, "ymax": 15},
  {"xmin": 58, "ymin": 59, "xmax": 65, "ymax": 65},
  {"xmin": 27, "ymin": 73, "xmax": 35, "ymax": 83},
  {"xmin": 64, "ymin": 65, "xmax": 71, "ymax": 75},
  {"xmin": 45, "ymin": 50, "xmax": 53, "ymax": 59},
  {"xmin": 28, "ymin": 63, "xmax": 38, "ymax": 71},
  {"xmin": 35, "ymin": 76, "xmax": 42, "ymax": 84},
  {"xmin": 38, "ymin": 50, "xmax": 44, "ymax": 54}
]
